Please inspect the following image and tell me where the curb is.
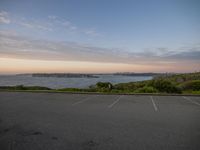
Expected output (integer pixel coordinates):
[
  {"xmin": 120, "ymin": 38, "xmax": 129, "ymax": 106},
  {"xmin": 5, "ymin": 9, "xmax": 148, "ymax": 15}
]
[{"xmin": 0, "ymin": 90, "xmax": 200, "ymax": 97}]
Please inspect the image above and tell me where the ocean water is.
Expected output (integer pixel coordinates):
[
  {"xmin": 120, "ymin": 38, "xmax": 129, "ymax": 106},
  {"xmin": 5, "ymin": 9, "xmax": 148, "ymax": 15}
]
[{"xmin": 0, "ymin": 75, "xmax": 152, "ymax": 89}]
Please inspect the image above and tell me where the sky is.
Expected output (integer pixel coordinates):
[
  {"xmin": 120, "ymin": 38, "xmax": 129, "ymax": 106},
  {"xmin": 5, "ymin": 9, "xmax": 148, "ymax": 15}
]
[{"xmin": 0, "ymin": 0, "xmax": 200, "ymax": 74}]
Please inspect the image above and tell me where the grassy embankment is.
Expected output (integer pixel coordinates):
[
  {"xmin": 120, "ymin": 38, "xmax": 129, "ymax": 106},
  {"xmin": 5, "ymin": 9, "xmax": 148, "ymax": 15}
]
[{"xmin": 0, "ymin": 72, "xmax": 200, "ymax": 94}]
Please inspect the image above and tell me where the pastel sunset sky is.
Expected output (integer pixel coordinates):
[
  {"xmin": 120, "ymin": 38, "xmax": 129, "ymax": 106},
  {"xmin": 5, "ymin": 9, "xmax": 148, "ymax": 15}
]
[{"xmin": 0, "ymin": 0, "xmax": 200, "ymax": 74}]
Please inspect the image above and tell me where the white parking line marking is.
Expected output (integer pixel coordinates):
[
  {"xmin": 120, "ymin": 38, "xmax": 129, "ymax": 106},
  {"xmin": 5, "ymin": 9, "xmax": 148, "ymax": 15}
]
[
  {"xmin": 72, "ymin": 95, "xmax": 97, "ymax": 106},
  {"xmin": 183, "ymin": 96, "xmax": 200, "ymax": 106},
  {"xmin": 108, "ymin": 95, "xmax": 122, "ymax": 108},
  {"xmin": 150, "ymin": 96, "xmax": 158, "ymax": 111}
]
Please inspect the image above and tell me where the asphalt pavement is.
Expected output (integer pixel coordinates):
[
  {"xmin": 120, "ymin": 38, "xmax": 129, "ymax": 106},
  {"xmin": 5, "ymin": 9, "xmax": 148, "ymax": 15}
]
[{"xmin": 0, "ymin": 92, "xmax": 200, "ymax": 150}]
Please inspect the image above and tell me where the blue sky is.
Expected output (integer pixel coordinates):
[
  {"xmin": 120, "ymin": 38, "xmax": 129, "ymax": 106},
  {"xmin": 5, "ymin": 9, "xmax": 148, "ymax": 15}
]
[{"xmin": 0, "ymin": 0, "xmax": 200, "ymax": 73}]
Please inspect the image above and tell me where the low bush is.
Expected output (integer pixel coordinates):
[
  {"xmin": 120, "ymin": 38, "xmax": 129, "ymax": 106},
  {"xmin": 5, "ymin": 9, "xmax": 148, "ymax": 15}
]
[
  {"xmin": 148, "ymin": 79, "xmax": 181, "ymax": 93},
  {"xmin": 95, "ymin": 82, "xmax": 113, "ymax": 92},
  {"xmin": 96, "ymin": 82, "xmax": 113, "ymax": 89},
  {"xmin": 0, "ymin": 85, "xmax": 51, "ymax": 90},
  {"xmin": 114, "ymin": 81, "xmax": 148, "ymax": 91},
  {"xmin": 58, "ymin": 88, "xmax": 83, "ymax": 92},
  {"xmin": 179, "ymin": 80, "xmax": 200, "ymax": 91},
  {"xmin": 135, "ymin": 86, "xmax": 157, "ymax": 93},
  {"xmin": 25, "ymin": 86, "xmax": 51, "ymax": 90}
]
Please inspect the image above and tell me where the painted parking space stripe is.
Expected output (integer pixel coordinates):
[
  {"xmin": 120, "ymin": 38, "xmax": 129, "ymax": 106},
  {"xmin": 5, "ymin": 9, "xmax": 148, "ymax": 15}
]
[
  {"xmin": 150, "ymin": 96, "xmax": 158, "ymax": 112},
  {"xmin": 183, "ymin": 96, "xmax": 200, "ymax": 106},
  {"xmin": 72, "ymin": 95, "xmax": 98, "ymax": 106},
  {"xmin": 108, "ymin": 95, "xmax": 122, "ymax": 108}
]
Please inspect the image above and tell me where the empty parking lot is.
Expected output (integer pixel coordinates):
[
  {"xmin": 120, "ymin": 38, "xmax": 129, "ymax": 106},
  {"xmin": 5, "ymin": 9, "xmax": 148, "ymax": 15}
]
[{"xmin": 0, "ymin": 92, "xmax": 200, "ymax": 150}]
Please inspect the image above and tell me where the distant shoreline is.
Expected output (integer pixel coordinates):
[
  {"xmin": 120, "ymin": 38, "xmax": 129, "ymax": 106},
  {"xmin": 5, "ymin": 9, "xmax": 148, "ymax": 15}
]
[
  {"xmin": 31, "ymin": 73, "xmax": 99, "ymax": 78},
  {"xmin": 14, "ymin": 72, "xmax": 168, "ymax": 78}
]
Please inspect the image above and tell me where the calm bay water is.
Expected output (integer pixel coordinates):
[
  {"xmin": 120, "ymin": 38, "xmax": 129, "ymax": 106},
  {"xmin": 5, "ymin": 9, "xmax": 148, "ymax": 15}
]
[{"xmin": 0, "ymin": 75, "xmax": 152, "ymax": 89}]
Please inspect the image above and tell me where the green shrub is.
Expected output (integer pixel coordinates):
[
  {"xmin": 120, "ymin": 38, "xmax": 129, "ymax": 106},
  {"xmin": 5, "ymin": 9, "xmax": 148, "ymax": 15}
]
[
  {"xmin": 110, "ymin": 89, "xmax": 121, "ymax": 93},
  {"xmin": 0, "ymin": 85, "xmax": 51, "ymax": 90},
  {"xmin": 96, "ymin": 82, "xmax": 113, "ymax": 89},
  {"xmin": 155, "ymin": 72, "xmax": 200, "ymax": 83},
  {"xmin": 149, "ymin": 79, "xmax": 181, "ymax": 93},
  {"xmin": 114, "ymin": 81, "xmax": 148, "ymax": 91},
  {"xmin": 58, "ymin": 88, "xmax": 82, "ymax": 92},
  {"xmin": 135, "ymin": 86, "xmax": 157, "ymax": 93},
  {"xmin": 114, "ymin": 83, "xmax": 134, "ymax": 91},
  {"xmin": 179, "ymin": 80, "xmax": 200, "ymax": 91},
  {"xmin": 95, "ymin": 82, "xmax": 113, "ymax": 92},
  {"xmin": 14, "ymin": 85, "xmax": 26, "ymax": 90},
  {"xmin": 25, "ymin": 86, "xmax": 51, "ymax": 90},
  {"xmin": 83, "ymin": 88, "xmax": 97, "ymax": 92},
  {"xmin": 0, "ymin": 86, "xmax": 14, "ymax": 90}
]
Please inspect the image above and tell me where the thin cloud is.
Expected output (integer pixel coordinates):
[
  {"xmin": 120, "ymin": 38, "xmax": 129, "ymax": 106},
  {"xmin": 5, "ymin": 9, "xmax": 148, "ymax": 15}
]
[
  {"xmin": 48, "ymin": 15, "xmax": 57, "ymax": 20},
  {"xmin": 47, "ymin": 14, "xmax": 100, "ymax": 36},
  {"xmin": 0, "ymin": 30, "xmax": 199, "ymax": 66},
  {"xmin": 47, "ymin": 15, "xmax": 78, "ymax": 31},
  {"xmin": 0, "ymin": 11, "xmax": 10, "ymax": 24},
  {"xmin": 83, "ymin": 28, "xmax": 101, "ymax": 37},
  {"xmin": 18, "ymin": 22, "xmax": 53, "ymax": 31},
  {"xmin": 0, "ymin": 11, "xmax": 101, "ymax": 37}
]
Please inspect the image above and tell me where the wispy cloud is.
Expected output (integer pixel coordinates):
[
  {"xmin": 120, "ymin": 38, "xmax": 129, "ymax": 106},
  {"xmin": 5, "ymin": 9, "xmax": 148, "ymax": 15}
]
[
  {"xmin": 84, "ymin": 28, "xmax": 101, "ymax": 37},
  {"xmin": 0, "ymin": 10, "xmax": 53, "ymax": 31},
  {"xmin": 0, "ymin": 11, "xmax": 10, "ymax": 24},
  {"xmin": 18, "ymin": 22, "xmax": 53, "ymax": 31},
  {"xmin": 48, "ymin": 15, "xmax": 100, "ymax": 36},
  {"xmin": 0, "ymin": 10, "xmax": 101, "ymax": 36},
  {"xmin": 48, "ymin": 15, "xmax": 57, "ymax": 20},
  {"xmin": 0, "ymin": 29, "xmax": 199, "ymax": 67}
]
